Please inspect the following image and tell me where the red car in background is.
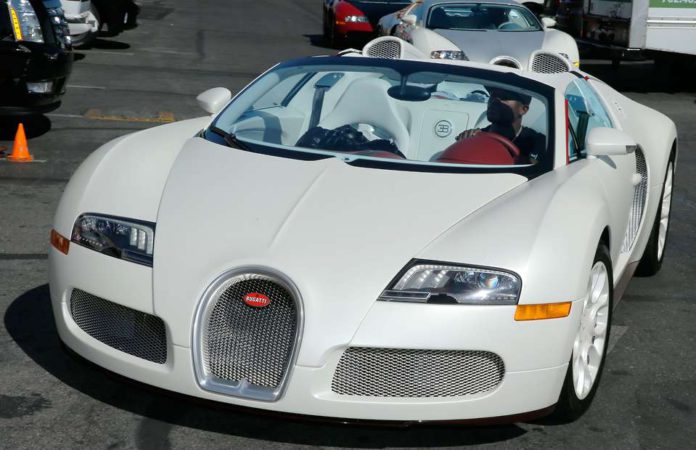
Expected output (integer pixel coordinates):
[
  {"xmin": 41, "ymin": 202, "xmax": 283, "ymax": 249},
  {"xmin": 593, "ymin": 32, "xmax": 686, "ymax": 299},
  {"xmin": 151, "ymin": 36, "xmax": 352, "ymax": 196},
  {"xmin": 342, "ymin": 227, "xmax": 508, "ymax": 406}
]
[{"xmin": 323, "ymin": 0, "xmax": 412, "ymax": 47}]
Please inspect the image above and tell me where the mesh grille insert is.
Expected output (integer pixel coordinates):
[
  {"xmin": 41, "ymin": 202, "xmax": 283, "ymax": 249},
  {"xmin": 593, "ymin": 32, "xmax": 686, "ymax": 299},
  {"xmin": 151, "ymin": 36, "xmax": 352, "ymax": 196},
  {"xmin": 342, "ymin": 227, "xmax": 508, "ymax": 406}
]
[
  {"xmin": 203, "ymin": 275, "xmax": 298, "ymax": 389},
  {"xmin": 332, "ymin": 348, "xmax": 504, "ymax": 397},
  {"xmin": 70, "ymin": 289, "xmax": 167, "ymax": 364},
  {"xmin": 622, "ymin": 148, "xmax": 648, "ymax": 252},
  {"xmin": 531, "ymin": 53, "xmax": 570, "ymax": 74},
  {"xmin": 365, "ymin": 40, "xmax": 402, "ymax": 59}
]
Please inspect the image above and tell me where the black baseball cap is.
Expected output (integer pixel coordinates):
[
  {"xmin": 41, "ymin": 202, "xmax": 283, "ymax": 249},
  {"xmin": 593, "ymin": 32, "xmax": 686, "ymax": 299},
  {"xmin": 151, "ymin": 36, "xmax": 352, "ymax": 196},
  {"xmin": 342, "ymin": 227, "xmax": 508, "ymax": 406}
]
[{"xmin": 485, "ymin": 86, "xmax": 532, "ymax": 105}]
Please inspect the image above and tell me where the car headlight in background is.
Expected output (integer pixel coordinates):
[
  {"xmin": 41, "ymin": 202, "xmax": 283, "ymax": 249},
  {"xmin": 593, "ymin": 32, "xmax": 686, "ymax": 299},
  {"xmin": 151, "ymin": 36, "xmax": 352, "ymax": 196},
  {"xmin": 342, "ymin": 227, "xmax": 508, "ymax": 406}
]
[
  {"xmin": 71, "ymin": 214, "xmax": 156, "ymax": 266},
  {"xmin": 379, "ymin": 261, "xmax": 521, "ymax": 305},
  {"xmin": 431, "ymin": 50, "xmax": 468, "ymax": 60},
  {"xmin": 7, "ymin": 0, "xmax": 44, "ymax": 43},
  {"xmin": 343, "ymin": 15, "xmax": 369, "ymax": 23},
  {"xmin": 26, "ymin": 81, "xmax": 54, "ymax": 94}
]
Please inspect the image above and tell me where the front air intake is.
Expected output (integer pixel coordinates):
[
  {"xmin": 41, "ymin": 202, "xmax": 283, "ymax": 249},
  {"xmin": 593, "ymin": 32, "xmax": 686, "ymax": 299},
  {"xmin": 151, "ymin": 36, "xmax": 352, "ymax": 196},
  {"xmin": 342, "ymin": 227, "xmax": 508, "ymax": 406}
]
[
  {"xmin": 70, "ymin": 289, "xmax": 167, "ymax": 364},
  {"xmin": 332, "ymin": 347, "xmax": 505, "ymax": 397},
  {"xmin": 529, "ymin": 51, "xmax": 572, "ymax": 74}
]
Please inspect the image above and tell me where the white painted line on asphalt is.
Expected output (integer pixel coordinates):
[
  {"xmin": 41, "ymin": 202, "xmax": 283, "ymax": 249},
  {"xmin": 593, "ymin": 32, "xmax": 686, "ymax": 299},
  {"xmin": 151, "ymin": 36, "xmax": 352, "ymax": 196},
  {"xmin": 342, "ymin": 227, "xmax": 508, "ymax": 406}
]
[
  {"xmin": 46, "ymin": 113, "xmax": 84, "ymax": 119},
  {"xmin": 140, "ymin": 48, "xmax": 198, "ymax": 56},
  {"xmin": 67, "ymin": 84, "xmax": 107, "ymax": 90},
  {"xmin": 608, "ymin": 325, "xmax": 629, "ymax": 354},
  {"xmin": 82, "ymin": 50, "xmax": 136, "ymax": 56}
]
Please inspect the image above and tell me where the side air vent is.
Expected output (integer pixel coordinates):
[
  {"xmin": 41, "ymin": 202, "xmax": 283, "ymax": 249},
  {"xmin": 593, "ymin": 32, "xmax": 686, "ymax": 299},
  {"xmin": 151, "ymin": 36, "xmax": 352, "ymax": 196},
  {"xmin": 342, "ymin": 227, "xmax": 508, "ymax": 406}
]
[
  {"xmin": 621, "ymin": 148, "xmax": 648, "ymax": 252},
  {"xmin": 529, "ymin": 51, "xmax": 572, "ymax": 74},
  {"xmin": 363, "ymin": 37, "xmax": 403, "ymax": 59}
]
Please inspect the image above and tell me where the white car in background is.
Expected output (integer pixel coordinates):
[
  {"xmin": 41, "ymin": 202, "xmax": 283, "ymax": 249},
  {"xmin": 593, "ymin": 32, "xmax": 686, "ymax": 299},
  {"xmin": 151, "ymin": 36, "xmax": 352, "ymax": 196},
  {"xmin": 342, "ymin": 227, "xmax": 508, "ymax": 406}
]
[
  {"xmin": 61, "ymin": 0, "xmax": 99, "ymax": 46},
  {"xmin": 378, "ymin": 0, "xmax": 547, "ymax": 36},
  {"xmin": 381, "ymin": 0, "xmax": 579, "ymax": 69}
]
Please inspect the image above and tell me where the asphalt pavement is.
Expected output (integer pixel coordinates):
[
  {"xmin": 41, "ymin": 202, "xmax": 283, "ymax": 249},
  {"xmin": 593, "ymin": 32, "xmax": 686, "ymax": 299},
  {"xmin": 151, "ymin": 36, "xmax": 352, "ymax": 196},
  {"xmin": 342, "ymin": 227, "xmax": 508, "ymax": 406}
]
[{"xmin": 1, "ymin": 0, "xmax": 695, "ymax": 448}]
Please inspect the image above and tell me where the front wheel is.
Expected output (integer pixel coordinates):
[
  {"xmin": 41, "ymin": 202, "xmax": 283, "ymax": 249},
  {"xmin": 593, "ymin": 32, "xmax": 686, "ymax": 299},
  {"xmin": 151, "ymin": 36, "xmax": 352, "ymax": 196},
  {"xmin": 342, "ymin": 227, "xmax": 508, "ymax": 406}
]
[
  {"xmin": 636, "ymin": 157, "xmax": 674, "ymax": 276},
  {"xmin": 554, "ymin": 244, "xmax": 613, "ymax": 422}
]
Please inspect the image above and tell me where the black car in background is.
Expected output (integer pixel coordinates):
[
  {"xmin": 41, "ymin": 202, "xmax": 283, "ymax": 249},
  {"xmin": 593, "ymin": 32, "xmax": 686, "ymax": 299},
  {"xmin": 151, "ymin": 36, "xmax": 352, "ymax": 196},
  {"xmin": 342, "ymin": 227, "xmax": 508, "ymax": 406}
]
[{"xmin": 1, "ymin": 0, "xmax": 73, "ymax": 115}]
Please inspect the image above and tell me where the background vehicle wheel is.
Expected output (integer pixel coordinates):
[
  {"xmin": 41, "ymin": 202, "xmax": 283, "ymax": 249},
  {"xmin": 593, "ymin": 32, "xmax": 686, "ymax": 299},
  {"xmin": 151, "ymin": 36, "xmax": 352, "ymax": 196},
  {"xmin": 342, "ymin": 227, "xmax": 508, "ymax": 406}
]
[
  {"xmin": 554, "ymin": 244, "xmax": 613, "ymax": 422},
  {"xmin": 636, "ymin": 157, "xmax": 674, "ymax": 276}
]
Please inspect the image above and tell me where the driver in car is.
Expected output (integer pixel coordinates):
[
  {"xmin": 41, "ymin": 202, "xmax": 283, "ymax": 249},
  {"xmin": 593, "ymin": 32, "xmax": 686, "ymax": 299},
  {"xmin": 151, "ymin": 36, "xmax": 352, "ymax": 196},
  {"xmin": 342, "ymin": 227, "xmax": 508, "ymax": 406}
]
[{"xmin": 456, "ymin": 88, "xmax": 546, "ymax": 162}]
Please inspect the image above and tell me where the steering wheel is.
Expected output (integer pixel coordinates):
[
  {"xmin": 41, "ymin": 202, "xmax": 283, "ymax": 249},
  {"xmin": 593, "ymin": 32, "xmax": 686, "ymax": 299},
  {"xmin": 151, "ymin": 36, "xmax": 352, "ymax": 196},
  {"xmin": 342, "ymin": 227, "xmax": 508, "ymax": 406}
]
[
  {"xmin": 478, "ymin": 131, "xmax": 520, "ymax": 158},
  {"xmin": 470, "ymin": 89, "xmax": 489, "ymax": 98}
]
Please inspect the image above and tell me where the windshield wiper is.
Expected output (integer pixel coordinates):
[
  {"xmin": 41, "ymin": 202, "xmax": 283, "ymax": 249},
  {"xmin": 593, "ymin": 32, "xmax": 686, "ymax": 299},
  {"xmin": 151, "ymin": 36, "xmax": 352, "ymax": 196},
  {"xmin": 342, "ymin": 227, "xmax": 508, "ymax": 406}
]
[{"xmin": 209, "ymin": 126, "xmax": 250, "ymax": 151}]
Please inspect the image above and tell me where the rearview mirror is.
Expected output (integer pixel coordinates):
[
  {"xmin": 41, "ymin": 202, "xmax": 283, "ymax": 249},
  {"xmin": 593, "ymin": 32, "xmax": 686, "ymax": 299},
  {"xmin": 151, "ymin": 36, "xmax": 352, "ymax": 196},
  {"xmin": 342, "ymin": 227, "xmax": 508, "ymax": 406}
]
[
  {"xmin": 402, "ymin": 14, "xmax": 417, "ymax": 26},
  {"xmin": 197, "ymin": 87, "xmax": 232, "ymax": 115},
  {"xmin": 541, "ymin": 17, "xmax": 556, "ymax": 28},
  {"xmin": 586, "ymin": 127, "xmax": 637, "ymax": 157}
]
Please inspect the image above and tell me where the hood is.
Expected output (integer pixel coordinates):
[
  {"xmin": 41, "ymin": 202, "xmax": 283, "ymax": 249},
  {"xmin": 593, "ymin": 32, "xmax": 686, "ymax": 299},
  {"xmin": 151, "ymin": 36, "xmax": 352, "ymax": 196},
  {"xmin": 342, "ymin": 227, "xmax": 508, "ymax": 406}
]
[
  {"xmin": 152, "ymin": 138, "xmax": 527, "ymax": 366},
  {"xmin": 433, "ymin": 29, "xmax": 545, "ymax": 67},
  {"xmin": 349, "ymin": 0, "xmax": 412, "ymax": 26}
]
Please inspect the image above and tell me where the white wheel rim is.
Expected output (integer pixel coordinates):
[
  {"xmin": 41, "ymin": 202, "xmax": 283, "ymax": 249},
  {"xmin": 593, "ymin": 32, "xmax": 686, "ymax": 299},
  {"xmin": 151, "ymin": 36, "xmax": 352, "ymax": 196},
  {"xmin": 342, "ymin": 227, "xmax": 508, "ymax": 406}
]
[
  {"xmin": 572, "ymin": 261, "xmax": 610, "ymax": 400},
  {"xmin": 657, "ymin": 163, "xmax": 673, "ymax": 261}
]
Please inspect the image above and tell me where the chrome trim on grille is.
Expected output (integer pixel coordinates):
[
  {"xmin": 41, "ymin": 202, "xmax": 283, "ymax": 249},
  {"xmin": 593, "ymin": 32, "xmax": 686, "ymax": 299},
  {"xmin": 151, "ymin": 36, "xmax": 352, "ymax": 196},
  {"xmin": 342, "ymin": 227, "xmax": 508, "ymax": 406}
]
[{"xmin": 192, "ymin": 267, "xmax": 303, "ymax": 402}]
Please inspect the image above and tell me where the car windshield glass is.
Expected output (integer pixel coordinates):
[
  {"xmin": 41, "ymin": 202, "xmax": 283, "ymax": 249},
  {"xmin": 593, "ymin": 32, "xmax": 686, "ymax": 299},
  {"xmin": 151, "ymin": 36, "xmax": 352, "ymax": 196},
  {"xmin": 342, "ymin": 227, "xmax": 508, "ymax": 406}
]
[
  {"xmin": 207, "ymin": 57, "xmax": 553, "ymax": 176},
  {"xmin": 427, "ymin": 3, "xmax": 542, "ymax": 31}
]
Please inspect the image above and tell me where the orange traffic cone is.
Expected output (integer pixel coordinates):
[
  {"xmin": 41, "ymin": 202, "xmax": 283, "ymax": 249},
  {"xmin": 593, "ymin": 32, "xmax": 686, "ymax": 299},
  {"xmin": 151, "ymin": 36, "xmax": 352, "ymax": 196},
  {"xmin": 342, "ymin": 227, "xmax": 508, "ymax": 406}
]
[{"xmin": 7, "ymin": 123, "xmax": 33, "ymax": 162}]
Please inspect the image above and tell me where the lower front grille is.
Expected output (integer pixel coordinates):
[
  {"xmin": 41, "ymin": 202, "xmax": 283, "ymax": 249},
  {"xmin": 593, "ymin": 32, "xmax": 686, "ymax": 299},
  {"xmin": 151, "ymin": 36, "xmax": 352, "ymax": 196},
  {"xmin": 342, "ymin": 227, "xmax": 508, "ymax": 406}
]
[
  {"xmin": 70, "ymin": 289, "xmax": 167, "ymax": 364},
  {"xmin": 332, "ymin": 348, "xmax": 504, "ymax": 398}
]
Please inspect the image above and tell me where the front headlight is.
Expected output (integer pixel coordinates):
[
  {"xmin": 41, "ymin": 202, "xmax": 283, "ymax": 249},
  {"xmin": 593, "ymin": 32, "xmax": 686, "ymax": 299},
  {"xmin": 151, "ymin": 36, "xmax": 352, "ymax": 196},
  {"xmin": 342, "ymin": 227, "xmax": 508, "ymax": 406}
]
[
  {"xmin": 344, "ymin": 15, "xmax": 369, "ymax": 23},
  {"xmin": 379, "ymin": 261, "xmax": 521, "ymax": 305},
  {"xmin": 7, "ymin": 0, "xmax": 44, "ymax": 43},
  {"xmin": 71, "ymin": 214, "xmax": 156, "ymax": 266},
  {"xmin": 431, "ymin": 50, "xmax": 468, "ymax": 60}
]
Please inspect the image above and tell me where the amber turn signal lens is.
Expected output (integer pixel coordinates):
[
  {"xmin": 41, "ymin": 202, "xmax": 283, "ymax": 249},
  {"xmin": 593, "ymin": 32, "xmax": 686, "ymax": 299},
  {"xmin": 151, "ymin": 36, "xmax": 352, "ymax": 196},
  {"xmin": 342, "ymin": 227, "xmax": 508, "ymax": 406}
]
[
  {"xmin": 50, "ymin": 229, "xmax": 70, "ymax": 255},
  {"xmin": 514, "ymin": 302, "xmax": 572, "ymax": 321}
]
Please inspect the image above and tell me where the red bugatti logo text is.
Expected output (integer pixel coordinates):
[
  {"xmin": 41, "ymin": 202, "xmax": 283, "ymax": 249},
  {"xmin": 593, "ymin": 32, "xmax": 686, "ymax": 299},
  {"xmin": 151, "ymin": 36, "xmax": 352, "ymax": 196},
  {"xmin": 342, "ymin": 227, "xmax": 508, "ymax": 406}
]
[{"xmin": 243, "ymin": 292, "xmax": 271, "ymax": 308}]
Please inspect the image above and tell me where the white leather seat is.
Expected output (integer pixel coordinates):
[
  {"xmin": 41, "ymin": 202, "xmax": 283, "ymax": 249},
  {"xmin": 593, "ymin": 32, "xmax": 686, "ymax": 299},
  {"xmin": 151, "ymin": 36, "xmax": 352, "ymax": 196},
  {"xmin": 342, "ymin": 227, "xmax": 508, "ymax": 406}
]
[{"xmin": 319, "ymin": 77, "xmax": 410, "ymax": 152}]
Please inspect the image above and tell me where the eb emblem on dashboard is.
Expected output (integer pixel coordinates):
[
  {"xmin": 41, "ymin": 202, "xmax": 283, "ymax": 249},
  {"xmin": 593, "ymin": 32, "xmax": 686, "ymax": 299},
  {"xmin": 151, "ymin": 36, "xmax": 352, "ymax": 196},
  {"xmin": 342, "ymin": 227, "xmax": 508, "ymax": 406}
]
[{"xmin": 434, "ymin": 120, "xmax": 453, "ymax": 138}]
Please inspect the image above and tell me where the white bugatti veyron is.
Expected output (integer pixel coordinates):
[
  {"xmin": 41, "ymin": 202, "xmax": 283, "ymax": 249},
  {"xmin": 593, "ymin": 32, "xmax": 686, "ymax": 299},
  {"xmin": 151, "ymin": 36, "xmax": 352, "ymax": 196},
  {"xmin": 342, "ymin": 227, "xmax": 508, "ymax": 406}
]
[
  {"xmin": 49, "ymin": 39, "xmax": 676, "ymax": 423},
  {"xmin": 382, "ymin": 0, "xmax": 580, "ymax": 70}
]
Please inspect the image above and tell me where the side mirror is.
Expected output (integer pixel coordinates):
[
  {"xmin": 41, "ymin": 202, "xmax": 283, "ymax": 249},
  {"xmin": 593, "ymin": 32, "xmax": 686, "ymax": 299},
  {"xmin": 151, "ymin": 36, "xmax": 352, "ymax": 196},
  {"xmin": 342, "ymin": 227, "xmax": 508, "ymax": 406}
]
[
  {"xmin": 402, "ymin": 14, "xmax": 417, "ymax": 26},
  {"xmin": 586, "ymin": 127, "xmax": 637, "ymax": 157},
  {"xmin": 541, "ymin": 17, "xmax": 556, "ymax": 28},
  {"xmin": 196, "ymin": 87, "xmax": 231, "ymax": 115}
]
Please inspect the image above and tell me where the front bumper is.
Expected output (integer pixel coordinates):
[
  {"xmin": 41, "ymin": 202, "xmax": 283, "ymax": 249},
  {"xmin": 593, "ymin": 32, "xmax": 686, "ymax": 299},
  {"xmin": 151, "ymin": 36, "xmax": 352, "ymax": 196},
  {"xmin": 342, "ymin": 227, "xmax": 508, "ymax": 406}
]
[
  {"xmin": 50, "ymin": 246, "xmax": 581, "ymax": 421},
  {"xmin": 0, "ymin": 42, "xmax": 72, "ymax": 115}
]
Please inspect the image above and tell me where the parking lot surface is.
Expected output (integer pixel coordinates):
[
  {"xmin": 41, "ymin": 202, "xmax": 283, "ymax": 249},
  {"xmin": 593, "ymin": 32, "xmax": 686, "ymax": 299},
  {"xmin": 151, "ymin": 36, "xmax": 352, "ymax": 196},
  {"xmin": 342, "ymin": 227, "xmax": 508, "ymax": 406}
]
[{"xmin": 1, "ymin": 1, "xmax": 695, "ymax": 448}]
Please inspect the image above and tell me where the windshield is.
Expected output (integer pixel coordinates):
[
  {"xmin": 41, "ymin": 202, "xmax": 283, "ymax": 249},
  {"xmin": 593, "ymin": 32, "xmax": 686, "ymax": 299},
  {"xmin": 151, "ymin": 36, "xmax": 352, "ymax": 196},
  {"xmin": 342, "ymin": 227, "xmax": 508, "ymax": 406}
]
[
  {"xmin": 206, "ymin": 57, "xmax": 554, "ymax": 176},
  {"xmin": 427, "ymin": 3, "xmax": 542, "ymax": 32}
]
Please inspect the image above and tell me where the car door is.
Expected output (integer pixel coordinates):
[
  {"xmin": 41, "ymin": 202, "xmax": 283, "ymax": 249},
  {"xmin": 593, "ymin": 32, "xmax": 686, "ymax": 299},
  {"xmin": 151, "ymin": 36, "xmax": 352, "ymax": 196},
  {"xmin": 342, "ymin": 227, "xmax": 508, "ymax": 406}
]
[{"xmin": 565, "ymin": 78, "xmax": 635, "ymax": 265}]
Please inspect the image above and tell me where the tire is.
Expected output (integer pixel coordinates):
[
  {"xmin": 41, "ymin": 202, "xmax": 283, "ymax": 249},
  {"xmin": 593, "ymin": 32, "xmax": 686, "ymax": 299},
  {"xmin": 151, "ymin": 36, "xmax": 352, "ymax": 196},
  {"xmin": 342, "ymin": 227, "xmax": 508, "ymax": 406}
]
[
  {"xmin": 553, "ymin": 244, "xmax": 613, "ymax": 422},
  {"xmin": 636, "ymin": 156, "xmax": 675, "ymax": 276},
  {"xmin": 322, "ymin": 11, "xmax": 331, "ymax": 42}
]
